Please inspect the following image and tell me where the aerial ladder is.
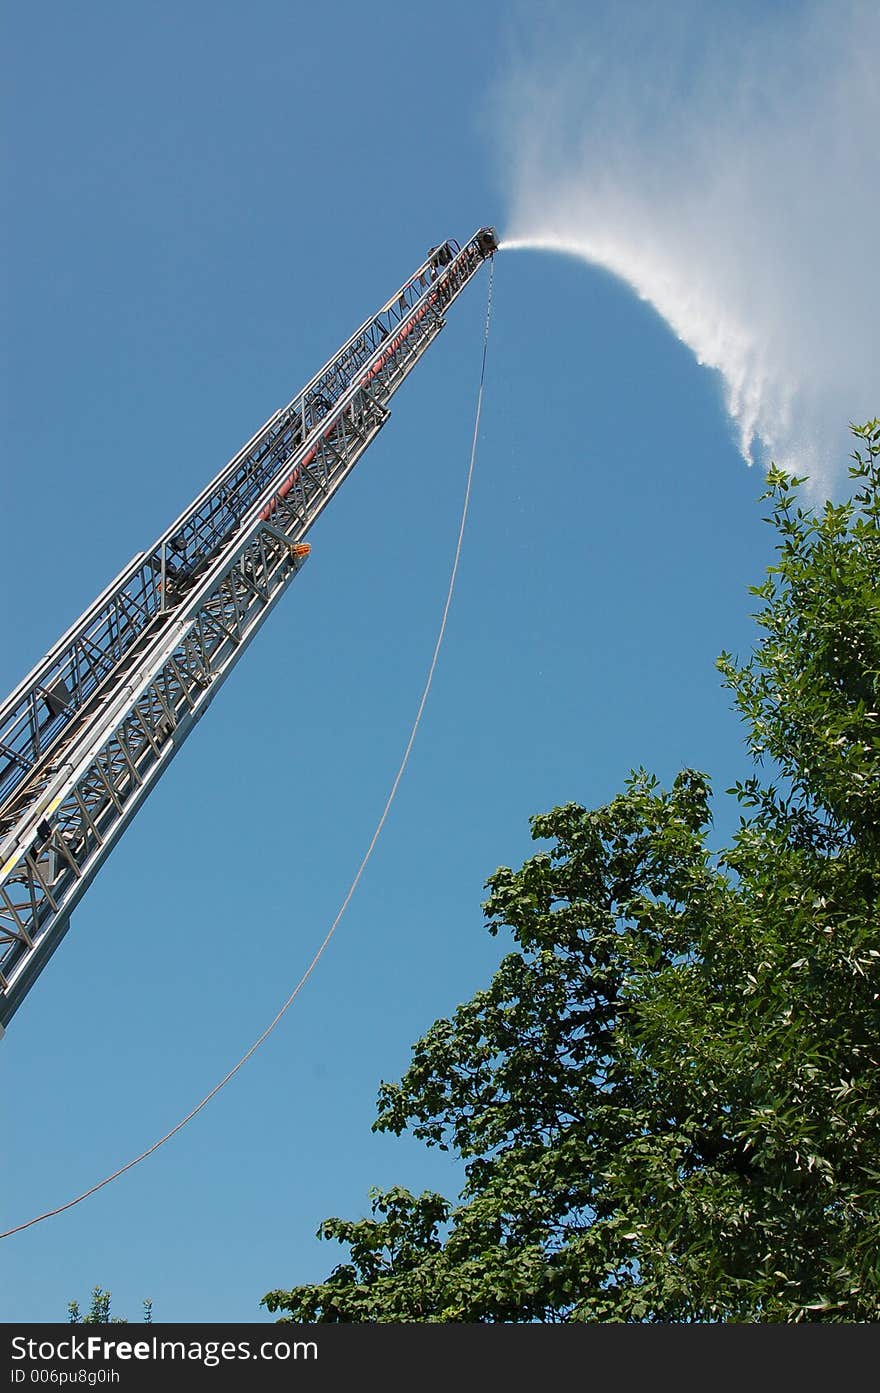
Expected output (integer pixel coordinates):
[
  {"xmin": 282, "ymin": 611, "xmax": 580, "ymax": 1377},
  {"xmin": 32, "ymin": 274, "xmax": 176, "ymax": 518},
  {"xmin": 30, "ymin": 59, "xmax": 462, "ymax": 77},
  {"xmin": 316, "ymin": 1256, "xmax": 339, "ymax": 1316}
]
[{"xmin": 0, "ymin": 226, "xmax": 499, "ymax": 1033}]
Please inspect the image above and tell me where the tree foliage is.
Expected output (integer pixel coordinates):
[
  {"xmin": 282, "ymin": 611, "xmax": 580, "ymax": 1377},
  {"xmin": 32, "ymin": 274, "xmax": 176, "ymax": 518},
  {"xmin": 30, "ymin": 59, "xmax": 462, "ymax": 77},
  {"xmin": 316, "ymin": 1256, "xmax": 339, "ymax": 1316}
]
[
  {"xmin": 67, "ymin": 1287, "xmax": 153, "ymax": 1324},
  {"xmin": 264, "ymin": 423, "xmax": 880, "ymax": 1322}
]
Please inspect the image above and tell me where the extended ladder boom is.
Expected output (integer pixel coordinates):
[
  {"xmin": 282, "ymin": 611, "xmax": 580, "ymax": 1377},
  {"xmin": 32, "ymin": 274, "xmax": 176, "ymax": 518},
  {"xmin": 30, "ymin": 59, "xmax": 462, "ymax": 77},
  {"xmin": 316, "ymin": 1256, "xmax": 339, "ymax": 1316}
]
[{"xmin": 0, "ymin": 226, "xmax": 498, "ymax": 1031}]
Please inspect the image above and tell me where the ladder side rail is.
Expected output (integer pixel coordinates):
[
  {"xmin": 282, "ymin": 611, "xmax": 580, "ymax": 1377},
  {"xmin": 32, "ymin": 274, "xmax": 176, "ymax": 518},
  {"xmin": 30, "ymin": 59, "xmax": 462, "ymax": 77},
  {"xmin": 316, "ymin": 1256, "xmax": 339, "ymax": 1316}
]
[
  {"xmin": 243, "ymin": 236, "xmax": 488, "ymax": 533},
  {"xmin": 0, "ymin": 390, "xmax": 394, "ymax": 1023},
  {"xmin": 1, "ymin": 270, "xmax": 454, "ymax": 864},
  {"xmin": 0, "ymin": 551, "xmax": 146, "ymax": 718},
  {"xmin": 0, "ymin": 232, "xmax": 494, "ymax": 1027},
  {"xmin": 159, "ymin": 259, "xmax": 440, "ymax": 572},
  {"xmin": 0, "ymin": 259, "xmax": 436, "ymax": 819}
]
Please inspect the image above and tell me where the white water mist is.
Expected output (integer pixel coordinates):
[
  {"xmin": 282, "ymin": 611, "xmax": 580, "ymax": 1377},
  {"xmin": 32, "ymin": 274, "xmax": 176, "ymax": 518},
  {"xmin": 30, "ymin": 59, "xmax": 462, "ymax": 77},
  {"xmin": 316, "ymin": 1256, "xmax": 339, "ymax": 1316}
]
[{"xmin": 496, "ymin": 1, "xmax": 879, "ymax": 492}]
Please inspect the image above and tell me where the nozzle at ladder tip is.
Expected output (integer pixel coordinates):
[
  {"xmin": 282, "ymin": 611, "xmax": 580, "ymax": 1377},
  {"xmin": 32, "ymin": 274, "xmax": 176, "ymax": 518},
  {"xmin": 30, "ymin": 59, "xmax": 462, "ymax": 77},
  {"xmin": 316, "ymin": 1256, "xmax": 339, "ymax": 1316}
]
[{"xmin": 476, "ymin": 226, "xmax": 499, "ymax": 257}]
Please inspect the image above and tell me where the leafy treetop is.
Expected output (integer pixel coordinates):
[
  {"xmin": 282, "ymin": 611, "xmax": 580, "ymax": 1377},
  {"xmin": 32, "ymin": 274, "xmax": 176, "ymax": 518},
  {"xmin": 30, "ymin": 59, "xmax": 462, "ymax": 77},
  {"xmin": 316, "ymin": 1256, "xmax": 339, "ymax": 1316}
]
[{"xmin": 263, "ymin": 422, "xmax": 880, "ymax": 1323}]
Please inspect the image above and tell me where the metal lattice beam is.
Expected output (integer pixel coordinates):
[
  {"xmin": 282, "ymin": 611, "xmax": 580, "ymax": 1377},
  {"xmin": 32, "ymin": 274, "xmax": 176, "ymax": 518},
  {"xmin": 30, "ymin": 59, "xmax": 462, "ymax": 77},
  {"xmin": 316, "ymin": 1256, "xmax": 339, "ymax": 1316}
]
[{"xmin": 0, "ymin": 227, "xmax": 498, "ymax": 1030}]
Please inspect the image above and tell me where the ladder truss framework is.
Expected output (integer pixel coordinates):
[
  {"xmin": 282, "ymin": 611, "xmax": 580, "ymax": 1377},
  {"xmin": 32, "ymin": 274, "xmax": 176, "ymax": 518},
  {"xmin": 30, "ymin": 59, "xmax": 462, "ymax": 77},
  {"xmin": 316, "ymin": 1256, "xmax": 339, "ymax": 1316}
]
[{"xmin": 0, "ymin": 227, "xmax": 497, "ymax": 1030}]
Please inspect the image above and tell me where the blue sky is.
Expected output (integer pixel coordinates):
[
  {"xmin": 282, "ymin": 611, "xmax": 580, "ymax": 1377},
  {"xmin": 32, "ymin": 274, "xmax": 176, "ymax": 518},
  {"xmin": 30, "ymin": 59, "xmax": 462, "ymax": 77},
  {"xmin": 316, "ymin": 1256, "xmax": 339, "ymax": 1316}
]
[{"xmin": 1, "ymin": 0, "xmax": 866, "ymax": 1323}]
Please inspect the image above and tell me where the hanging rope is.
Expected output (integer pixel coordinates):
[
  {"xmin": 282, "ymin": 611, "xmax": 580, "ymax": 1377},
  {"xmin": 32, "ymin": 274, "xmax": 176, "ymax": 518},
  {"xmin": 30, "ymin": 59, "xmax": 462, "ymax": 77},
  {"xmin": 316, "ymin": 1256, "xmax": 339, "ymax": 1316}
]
[{"xmin": 1, "ymin": 256, "xmax": 495, "ymax": 1241}]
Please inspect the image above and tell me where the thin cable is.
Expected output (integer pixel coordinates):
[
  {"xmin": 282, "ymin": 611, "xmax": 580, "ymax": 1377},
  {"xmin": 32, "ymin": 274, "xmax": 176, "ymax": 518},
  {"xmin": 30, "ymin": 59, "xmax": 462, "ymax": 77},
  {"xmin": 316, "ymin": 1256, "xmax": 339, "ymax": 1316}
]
[{"xmin": 1, "ymin": 257, "xmax": 495, "ymax": 1241}]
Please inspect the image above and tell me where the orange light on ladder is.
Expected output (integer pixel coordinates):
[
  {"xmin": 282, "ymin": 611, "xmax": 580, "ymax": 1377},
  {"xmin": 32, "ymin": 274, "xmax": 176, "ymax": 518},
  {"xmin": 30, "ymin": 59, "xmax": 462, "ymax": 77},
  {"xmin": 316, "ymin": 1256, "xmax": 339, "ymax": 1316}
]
[{"xmin": 292, "ymin": 543, "xmax": 310, "ymax": 557}]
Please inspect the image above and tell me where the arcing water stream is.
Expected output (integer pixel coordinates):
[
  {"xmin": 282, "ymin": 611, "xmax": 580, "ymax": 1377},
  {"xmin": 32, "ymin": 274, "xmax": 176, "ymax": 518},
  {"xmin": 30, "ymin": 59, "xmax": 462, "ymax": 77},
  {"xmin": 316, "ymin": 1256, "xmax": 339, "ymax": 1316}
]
[{"xmin": 495, "ymin": 1, "xmax": 878, "ymax": 493}]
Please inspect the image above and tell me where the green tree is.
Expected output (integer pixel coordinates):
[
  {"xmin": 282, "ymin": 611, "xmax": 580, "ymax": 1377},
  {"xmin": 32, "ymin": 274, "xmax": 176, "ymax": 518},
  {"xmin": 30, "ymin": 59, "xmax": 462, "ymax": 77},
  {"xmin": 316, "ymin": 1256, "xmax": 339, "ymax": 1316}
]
[
  {"xmin": 67, "ymin": 1288, "xmax": 153, "ymax": 1324},
  {"xmin": 264, "ymin": 422, "xmax": 880, "ymax": 1323}
]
